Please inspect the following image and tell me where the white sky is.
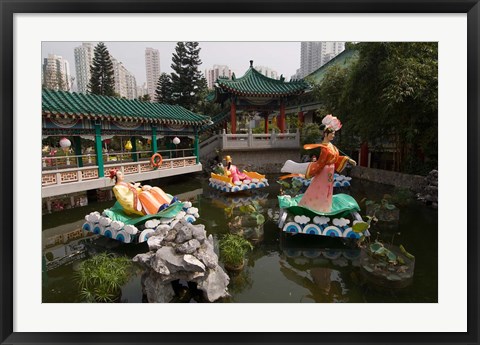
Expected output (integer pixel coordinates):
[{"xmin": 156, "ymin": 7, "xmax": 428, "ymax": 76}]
[{"xmin": 41, "ymin": 41, "xmax": 302, "ymax": 87}]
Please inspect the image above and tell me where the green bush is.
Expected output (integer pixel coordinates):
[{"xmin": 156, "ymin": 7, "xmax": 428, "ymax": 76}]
[
  {"xmin": 219, "ymin": 234, "xmax": 253, "ymax": 267},
  {"xmin": 75, "ymin": 253, "xmax": 133, "ymax": 303}
]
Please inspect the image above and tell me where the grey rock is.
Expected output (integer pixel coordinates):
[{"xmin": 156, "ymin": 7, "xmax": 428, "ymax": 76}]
[
  {"xmin": 190, "ymin": 224, "xmax": 206, "ymax": 242},
  {"xmin": 156, "ymin": 246, "xmax": 186, "ymax": 274},
  {"xmin": 132, "ymin": 252, "xmax": 154, "ymax": 267},
  {"xmin": 195, "ymin": 266, "xmax": 230, "ymax": 302},
  {"xmin": 183, "ymin": 254, "xmax": 206, "ymax": 272},
  {"xmin": 151, "ymin": 250, "xmax": 171, "ymax": 275},
  {"xmin": 196, "ymin": 243, "xmax": 219, "ymax": 269},
  {"xmin": 147, "ymin": 236, "xmax": 164, "ymax": 251},
  {"xmin": 163, "ymin": 229, "xmax": 177, "ymax": 242},
  {"xmin": 176, "ymin": 238, "xmax": 201, "ymax": 254},
  {"xmin": 173, "ymin": 220, "xmax": 186, "ymax": 231},
  {"xmin": 143, "ymin": 273, "xmax": 175, "ymax": 303},
  {"xmin": 175, "ymin": 225, "xmax": 193, "ymax": 243},
  {"xmin": 207, "ymin": 234, "xmax": 214, "ymax": 247},
  {"xmin": 154, "ymin": 224, "xmax": 170, "ymax": 237}
]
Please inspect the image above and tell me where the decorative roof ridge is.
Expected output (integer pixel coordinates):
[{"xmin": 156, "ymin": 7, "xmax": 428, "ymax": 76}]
[
  {"xmin": 220, "ymin": 65, "xmax": 307, "ymax": 86},
  {"xmin": 42, "ymin": 89, "xmax": 211, "ymax": 125}
]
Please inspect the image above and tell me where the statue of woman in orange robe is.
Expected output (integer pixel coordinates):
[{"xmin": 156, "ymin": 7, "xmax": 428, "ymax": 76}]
[{"xmin": 281, "ymin": 115, "xmax": 356, "ymax": 213}]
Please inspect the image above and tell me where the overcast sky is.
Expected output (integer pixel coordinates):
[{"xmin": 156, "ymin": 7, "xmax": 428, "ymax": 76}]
[{"xmin": 41, "ymin": 41, "xmax": 302, "ymax": 87}]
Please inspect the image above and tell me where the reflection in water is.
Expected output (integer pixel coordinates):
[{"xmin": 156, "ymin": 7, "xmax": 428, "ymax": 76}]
[
  {"xmin": 278, "ymin": 235, "xmax": 360, "ymax": 302},
  {"xmin": 209, "ymin": 189, "xmax": 269, "ymax": 245},
  {"xmin": 42, "ymin": 174, "xmax": 436, "ymax": 303}
]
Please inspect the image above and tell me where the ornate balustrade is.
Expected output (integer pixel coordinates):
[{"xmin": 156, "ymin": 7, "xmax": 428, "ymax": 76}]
[
  {"xmin": 221, "ymin": 129, "xmax": 300, "ymax": 150},
  {"xmin": 42, "ymin": 156, "xmax": 198, "ymax": 188}
]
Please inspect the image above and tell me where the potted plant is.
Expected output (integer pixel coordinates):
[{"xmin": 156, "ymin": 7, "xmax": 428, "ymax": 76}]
[
  {"xmin": 75, "ymin": 252, "xmax": 133, "ymax": 303},
  {"xmin": 218, "ymin": 234, "xmax": 253, "ymax": 272}
]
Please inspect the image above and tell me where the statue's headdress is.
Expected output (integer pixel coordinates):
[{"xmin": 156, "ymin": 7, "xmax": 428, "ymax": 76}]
[
  {"xmin": 109, "ymin": 169, "xmax": 118, "ymax": 180},
  {"xmin": 322, "ymin": 114, "xmax": 342, "ymax": 132}
]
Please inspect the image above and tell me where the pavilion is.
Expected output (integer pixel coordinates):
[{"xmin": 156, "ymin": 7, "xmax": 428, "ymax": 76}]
[
  {"xmin": 208, "ymin": 60, "xmax": 310, "ymax": 134},
  {"xmin": 42, "ymin": 89, "xmax": 211, "ymax": 197}
]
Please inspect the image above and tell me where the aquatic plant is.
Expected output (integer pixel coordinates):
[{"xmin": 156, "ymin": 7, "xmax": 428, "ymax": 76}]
[
  {"xmin": 365, "ymin": 197, "xmax": 397, "ymax": 211},
  {"xmin": 219, "ymin": 234, "xmax": 253, "ymax": 270},
  {"xmin": 75, "ymin": 252, "xmax": 133, "ymax": 303},
  {"xmin": 239, "ymin": 201, "xmax": 266, "ymax": 225}
]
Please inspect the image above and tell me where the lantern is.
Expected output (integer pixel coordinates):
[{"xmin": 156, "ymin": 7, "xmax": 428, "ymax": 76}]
[
  {"xmin": 59, "ymin": 137, "xmax": 72, "ymax": 165},
  {"xmin": 59, "ymin": 137, "xmax": 71, "ymax": 153},
  {"xmin": 172, "ymin": 137, "xmax": 180, "ymax": 145},
  {"xmin": 124, "ymin": 140, "xmax": 133, "ymax": 151}
]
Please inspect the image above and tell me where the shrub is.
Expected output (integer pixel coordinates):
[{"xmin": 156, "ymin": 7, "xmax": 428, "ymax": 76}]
[
  {"xmin": 219, "ymin": 234, "xmax": 253, "ymax": 267},
  {"xmin": 75, "ymin": 252, "xmax": 133, "ymax": 303}
]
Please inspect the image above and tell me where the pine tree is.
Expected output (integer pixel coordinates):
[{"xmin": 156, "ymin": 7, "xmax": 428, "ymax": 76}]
[
  {"xmin": 88, "ymin": 42, "xmax": 116, "ymax": 96},
  {"xmin": 170, "ymin": 42, "xmax": 206, "ymax": 110},
  {"xmin": 155, "ymin": 73, "xmax": 173, "ymax": 103}
]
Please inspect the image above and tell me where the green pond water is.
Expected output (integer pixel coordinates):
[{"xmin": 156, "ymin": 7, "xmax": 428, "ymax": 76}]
[{"xmin": 42, "ymin": 173, "xmax": 438, "ymax": 303}]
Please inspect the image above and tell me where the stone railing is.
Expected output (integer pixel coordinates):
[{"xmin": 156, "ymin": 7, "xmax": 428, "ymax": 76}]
[
  {"xmin": 42, "ymin": 156, "xmax": 198, "ymax": 187},
  {"xmin": 221, "ymin": 129, "xmax": 300, "ymax": 150}
]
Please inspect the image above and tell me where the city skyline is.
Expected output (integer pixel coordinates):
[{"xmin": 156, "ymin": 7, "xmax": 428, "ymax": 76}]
[{"xmin": 41, "ymin": 41, "xmax": 304, "ymax": 87}]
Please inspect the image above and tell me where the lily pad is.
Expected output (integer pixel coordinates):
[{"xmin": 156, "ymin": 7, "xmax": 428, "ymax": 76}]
[
  {"xmin": 369, "ymin": 242, "xmax": 384, "ymax": 253},
  {"xmin": 256, "ymin": 214, "xmax": 265, "ymax": 225},
  {"xmin": 353, "ymin": 221, "xmax": 369, "ymax": 233}
]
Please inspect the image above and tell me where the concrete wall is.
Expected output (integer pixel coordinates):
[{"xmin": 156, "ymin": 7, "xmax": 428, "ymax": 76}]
[
  {"xmin": 349, "ymin": 166, "xmax": 426, "ymax": 192},
  {"xmin": 220, "ymin": 148, "xmax": 300, "ymax": 174}
]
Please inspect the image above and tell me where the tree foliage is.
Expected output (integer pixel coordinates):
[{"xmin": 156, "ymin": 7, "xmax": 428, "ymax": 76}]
[
  {"xmin": 137, "ymin": 94, "xmax": 151, "ymax": 102},
  {"xmin": 88, "ymin": 42, "xmax": 116, "ymax": 97},
  {"xmin": 154, "ymin": 73, "xmax": 173, "ymax": 104},
  {"xmin": 313, "ymin": 42, "xmax": 438, "ymax": 174},
  {"xmin": 170, "ymin": 42, "xmax": 207, "ymax": 111}
]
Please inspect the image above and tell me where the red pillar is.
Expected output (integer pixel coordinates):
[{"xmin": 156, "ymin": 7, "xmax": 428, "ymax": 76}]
[
  {"xmin": 279, "ymin": 100, "xmax": 286, "ymax": 133},
  {"xmin": 298, "ymin": 111, "xmax": 304, "ymax": 126},
  {"xmin": 230, "ymin": 100, "xmax": 236, "ymax": 134},
  {"xmin": 264, "ymin": 115, "xmax": 269, "ymax": 134},
  {"xmin": 360, "ymin": 142, "xmax": 369, "ymax": 167}
]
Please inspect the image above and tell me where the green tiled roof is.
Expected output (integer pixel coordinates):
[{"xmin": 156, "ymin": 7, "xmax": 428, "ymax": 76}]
[
  {"xmin": 42, "ymin": 89, "xmax": 211, "ymax": 126},
  {"xmin": 215, "ymin": 64, "xmax": 310, "ymax": 98}
]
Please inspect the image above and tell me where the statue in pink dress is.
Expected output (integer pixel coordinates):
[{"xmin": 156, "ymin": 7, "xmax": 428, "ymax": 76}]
[
  {"xmin": 223, "ymin": 155, "xmax": 251, "ymax": 184},
  {"xmin": 281, "ymin": 115, "xmax": 357, "ymax": 213}
]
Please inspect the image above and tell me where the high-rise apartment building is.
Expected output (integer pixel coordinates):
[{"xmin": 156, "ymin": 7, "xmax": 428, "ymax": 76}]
[
  {"xmin": 42, "ymin": 54, "xmax": 71, "ymax": 91},
  {"xmin": 299, "ymin": 41, "xmax": 346, "ymax": 78},
  {"xmin": 74, "ymin": 43, "xmax": 94, "ymax": 93},
  {"xmin": 112, "ymin": 57, "xmax": 137, "ymax": 100},
  {"xmin": 137, "ymin": 83, "xmax": 148, "ymax": 99},
  {"xmin": 254, "ymin": 65, "xmax": 279, "ymax": 79},
  {"xmin": 145, "ymin": 48, "xmax": 161, "ymax": 101},
  {"xmin": 205, "ymin": 65, "xmax": 231, "ymax": 89}
]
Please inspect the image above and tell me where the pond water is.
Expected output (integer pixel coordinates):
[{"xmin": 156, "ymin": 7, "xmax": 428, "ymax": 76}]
[{"xmin": 42, "ymin": 173, "xmax": 438, "ymax": 303}]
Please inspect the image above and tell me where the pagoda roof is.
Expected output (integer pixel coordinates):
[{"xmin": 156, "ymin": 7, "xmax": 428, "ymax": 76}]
[
  {"xmin": 42, "ymin": 89, "xmax": 211, "ymax": 126},
  {"xmin": 214, "ymin": 62, "xmax": 310, "ymax": 98}
]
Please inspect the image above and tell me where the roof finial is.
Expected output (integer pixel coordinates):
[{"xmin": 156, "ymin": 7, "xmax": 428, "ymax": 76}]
[{"xmin": 250, "ymin": 60, "xmax": 253, "ymax": 68}]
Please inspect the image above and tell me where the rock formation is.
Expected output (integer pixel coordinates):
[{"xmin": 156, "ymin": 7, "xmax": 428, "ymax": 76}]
[
  {"xmin": 133, "ymin": 219, "xmax": 230, "ymax": 302},
  {"xmin": 416, "ymin": 169, "xmax": 438, "ymax": 208}
]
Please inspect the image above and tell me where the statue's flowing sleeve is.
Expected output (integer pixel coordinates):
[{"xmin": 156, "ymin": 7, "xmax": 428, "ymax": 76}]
[
  {"xmin": 334, "ymin": 150, "xmax": 349, "ymax": 173},
  {"xmin": 305, "ymin": 148, "xmax": 328, "ymax": 179}
]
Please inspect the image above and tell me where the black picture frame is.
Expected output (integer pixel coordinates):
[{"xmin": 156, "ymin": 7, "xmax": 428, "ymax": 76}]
[{"xmin": 1, "ymin": 1, "xmax": 479, "ymax": 344}]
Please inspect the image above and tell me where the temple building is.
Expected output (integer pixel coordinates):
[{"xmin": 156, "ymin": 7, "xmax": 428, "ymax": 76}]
[{"xmin": 207, "ymin": 60, "xmax": 310, "ymax": 134}]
